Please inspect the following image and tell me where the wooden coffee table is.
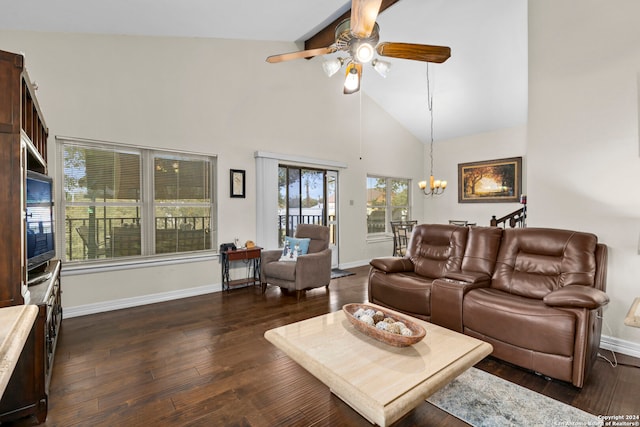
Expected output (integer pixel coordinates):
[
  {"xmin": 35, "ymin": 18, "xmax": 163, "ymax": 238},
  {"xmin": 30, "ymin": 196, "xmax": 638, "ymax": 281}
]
[{"xmin": 264, "ymin": 303, "xmax": 492, "ymax": 426}]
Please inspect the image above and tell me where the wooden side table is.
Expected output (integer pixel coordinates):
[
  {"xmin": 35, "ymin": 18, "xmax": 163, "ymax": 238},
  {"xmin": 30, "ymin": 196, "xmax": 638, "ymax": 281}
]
[{"xmin": 221, "ymin": 247, "xmax": 262, "ymax": 291}]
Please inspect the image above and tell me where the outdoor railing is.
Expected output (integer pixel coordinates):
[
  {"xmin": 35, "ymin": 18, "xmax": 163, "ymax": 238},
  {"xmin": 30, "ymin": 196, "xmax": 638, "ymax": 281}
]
[
  {"xmin": 65, "ymin": 216, "xmax": 211, "ymax": 261},
  {"xmin": 277, "ymin": 214, "xmax": 333, "ymax": 246},
  {"xmin": 67, "ymin": 214, "xmax": 332, "ymax": 260}
]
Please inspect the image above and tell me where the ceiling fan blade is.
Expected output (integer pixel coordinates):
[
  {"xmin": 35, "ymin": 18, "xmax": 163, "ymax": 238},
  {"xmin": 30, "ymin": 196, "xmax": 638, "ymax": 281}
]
[
  {"xmin": 376, "ymin": 42, "xmax": 451, "ymax": 63},
  {"xmin": 266, "ymin": 46, "xmax": 336, "ymax": 63},
  {"xmin": 304, "ymin": 0, "xmax": 400, "ymax": 51},
  {"xmin": 350, "ymin": 0, "xmax": 383, "ymax": 38},
  {"xmin": 344, "ymin": 62, "xmax": 363, "ymax": 95}
]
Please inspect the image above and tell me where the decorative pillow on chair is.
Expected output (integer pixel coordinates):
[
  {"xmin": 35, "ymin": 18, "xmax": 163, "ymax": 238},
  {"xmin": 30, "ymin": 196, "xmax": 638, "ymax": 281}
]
[{"xmin": 278, "ymin": 236, "xmax": 311, "ymax": 262}]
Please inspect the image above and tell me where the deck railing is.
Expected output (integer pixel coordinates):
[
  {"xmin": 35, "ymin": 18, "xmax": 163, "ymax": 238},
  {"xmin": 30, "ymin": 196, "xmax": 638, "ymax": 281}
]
[
  {"xmin": 65, "ymin": 216, "xmax": 210, "ymax": 260},
  {"xmin": 277, "ymin": 214, "xmax": 333, "ymax": 247},
  {"xmin": 67, "ymin": 214, "xmax": 333, "ymax": 260}
]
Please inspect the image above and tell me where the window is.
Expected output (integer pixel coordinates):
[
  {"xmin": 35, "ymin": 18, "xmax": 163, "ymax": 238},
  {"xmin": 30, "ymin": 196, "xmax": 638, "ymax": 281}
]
[
  {"xmin": 58, "ymin": 138, "xmax": 216, "ymax": 263},
  {"xmin": 366, "ymin": 175, "xmax": 410, "ymax": 234}
]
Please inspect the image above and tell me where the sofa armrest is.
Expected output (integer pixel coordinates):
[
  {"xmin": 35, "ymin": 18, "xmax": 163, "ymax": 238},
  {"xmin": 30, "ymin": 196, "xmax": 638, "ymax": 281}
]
[
  {"xmin": 296, "ymin": 249, "xmax": 331, "ymax": 265},
  {"xmin": 369, "ymin": 257, "xmax": 414, "ymax": 273},
  {"xmin": 445, "ymin": 271, "xmax": 491, "ymax": 286},
  {"xmin": 543, "ymin": 285, "xmax": 610, "ymax": 309},
  {"xmin": 261, "ymin": 249, "xmax": 282, "ymax": 264},
  {"xmin": 294, "ymin": 249, "xmax": 332, "ymax": 288},
  {"xmin": 431, "ymin": 278, "xmax": 489, "ymax": 332}
]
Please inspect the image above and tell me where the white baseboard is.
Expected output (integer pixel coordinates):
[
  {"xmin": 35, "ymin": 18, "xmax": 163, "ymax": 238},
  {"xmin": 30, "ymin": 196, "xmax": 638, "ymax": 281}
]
[
  {"xmin": 64, "ymin": 283, "xmax": 221, "ymax": 318},
  {"xmin": 62, "ymin": 270, "xmax": 640, "ymax": 360},
  {"xmin": 64, "ymin": 262, "xmax": 371, "ymax": 319},
  {"xmin": 338, "ymin": 260, "xmax": 370, "ymax": 270},
  {"xmin": 600, "ymin": 334, "xmax": 640, "ymax": 359}
]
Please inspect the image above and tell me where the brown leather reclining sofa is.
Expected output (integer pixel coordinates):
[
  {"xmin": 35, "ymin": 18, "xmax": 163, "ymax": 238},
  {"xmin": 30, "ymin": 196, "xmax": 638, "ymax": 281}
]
[{"xmin": 368, "ymin": 224, "xmax": 609, "ymax": 387}]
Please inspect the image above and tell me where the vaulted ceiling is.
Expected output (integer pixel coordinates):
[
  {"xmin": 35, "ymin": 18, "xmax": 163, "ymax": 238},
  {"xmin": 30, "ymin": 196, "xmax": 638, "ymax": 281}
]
[{"xmin": 0, "ymin": 0, "xmax": 527, "ymax": 143}]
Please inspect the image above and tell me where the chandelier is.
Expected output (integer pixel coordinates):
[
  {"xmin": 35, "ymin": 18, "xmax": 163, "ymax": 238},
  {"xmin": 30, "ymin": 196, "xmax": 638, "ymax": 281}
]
[{"xmin": 418, "ymin": 64, "xmax": 446, "ymax": 196}]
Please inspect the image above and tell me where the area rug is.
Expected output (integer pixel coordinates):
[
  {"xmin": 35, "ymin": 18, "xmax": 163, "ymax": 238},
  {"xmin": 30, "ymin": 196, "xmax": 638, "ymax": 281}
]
[
  {"xmin": 331, "ymin": 268, "xmax": 355, "ymax": 279},
  {"xmin": 426, "ymin": 367, "xmax": 602, "ymax": 427}
]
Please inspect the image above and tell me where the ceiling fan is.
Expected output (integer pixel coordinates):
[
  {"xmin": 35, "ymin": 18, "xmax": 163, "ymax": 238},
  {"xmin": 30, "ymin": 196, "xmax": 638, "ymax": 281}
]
[{"xmin": 265, "ymin": 0, "xmax": 451, "ymax": 94}]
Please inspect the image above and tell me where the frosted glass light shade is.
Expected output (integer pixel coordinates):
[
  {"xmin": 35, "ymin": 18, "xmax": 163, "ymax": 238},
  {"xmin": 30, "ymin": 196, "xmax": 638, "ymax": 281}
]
[
  {"xmin": 322, "ymin": 57, "xmax": 344, "ymax": 77},
  {"xmin": 372, "ymin": 59, "xmax": 391, "ymax": 78}
]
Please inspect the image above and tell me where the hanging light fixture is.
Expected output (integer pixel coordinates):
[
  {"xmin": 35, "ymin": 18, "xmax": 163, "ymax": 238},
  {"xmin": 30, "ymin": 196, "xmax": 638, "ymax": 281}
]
[
  {"xmin": 371, "ymin": 58, "xmax": 391, "ymax": 78},
  {"xmin": 343, "ymin": 62, "xmax": 362, "ymax": 94},
  {"xmin": 320, "ymin": 20, "xmax": 388, "ymax": 94},
  {"xmin": 353, "ymin": 41, "xmax": 375, "ymax": 63},
  {"xmin": 418, "ymin": 64, "xmax": 447, "ymax": 196},
  {"xmin": 322, "ymin": 57, "xmax": 345, "ymax": 77}
]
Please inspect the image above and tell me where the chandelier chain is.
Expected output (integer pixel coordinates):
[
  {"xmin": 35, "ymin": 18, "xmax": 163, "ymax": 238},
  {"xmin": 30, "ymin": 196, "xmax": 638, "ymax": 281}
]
[
  {"xmin": 427, "ymin": 63, "xmax": 435, "ymax": 177},
  {"xmin": 419, "ymin": 63, "xmax": 446, "ymax": 197}
]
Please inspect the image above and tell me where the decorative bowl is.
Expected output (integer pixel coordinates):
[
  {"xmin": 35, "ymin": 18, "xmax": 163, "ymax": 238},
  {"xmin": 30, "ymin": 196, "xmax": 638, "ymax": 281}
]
[{"xmin": 342, "ymin": 303, "xmax": 426, "ymax": 347}]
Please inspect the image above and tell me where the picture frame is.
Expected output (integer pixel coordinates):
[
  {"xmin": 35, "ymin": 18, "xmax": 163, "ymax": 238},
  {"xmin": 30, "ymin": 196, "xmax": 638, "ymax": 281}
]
[
  {"xmin": 230, "ymin": 169, "xmax": 246, "ymax": 198},
  {"xmin": 458, "ymin": 157, "xmax": 522, "ymax": 203}
]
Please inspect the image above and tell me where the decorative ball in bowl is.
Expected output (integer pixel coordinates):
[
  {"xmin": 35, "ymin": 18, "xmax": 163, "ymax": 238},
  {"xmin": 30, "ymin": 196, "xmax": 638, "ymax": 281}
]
[{"xmin": 342, "ymin": 303, "xmax": 426, "ymax": 347}]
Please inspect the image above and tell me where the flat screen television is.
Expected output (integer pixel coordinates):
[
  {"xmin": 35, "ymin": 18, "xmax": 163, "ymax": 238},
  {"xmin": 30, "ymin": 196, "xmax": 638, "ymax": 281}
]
[{"xmin": 26, "ymin": 170, "xmax": 55, "ymax": 271}]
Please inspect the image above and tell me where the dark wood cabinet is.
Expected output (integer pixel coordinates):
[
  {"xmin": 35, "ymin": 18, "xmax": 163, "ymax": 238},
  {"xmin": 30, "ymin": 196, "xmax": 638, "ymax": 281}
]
[
  {"xmin": 0, "ymin": 261, "xmax": 61, "ymax": 423},
  {"xmin": 0, "ymin": 49, "xmax": 60, "ymax": 424}
]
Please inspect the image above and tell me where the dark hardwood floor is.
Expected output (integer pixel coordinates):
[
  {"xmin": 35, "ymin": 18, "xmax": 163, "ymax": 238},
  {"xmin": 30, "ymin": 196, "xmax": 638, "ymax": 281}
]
[{"xmin": 7, "ymin": 265, "xmax": 640, "ymax": 426}]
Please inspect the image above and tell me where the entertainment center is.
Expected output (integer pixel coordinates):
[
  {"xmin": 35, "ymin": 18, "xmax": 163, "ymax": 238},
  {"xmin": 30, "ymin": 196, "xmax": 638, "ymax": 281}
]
[{"xmin": 0, "ymin": 49, "xmax": 62, "ymax": 423}]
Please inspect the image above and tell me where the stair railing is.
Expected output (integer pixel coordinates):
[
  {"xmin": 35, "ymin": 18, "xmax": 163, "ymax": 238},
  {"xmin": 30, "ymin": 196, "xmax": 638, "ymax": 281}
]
[{"xmin": 490, "ymin": 206, "xmax": 527, "ymax": 228}]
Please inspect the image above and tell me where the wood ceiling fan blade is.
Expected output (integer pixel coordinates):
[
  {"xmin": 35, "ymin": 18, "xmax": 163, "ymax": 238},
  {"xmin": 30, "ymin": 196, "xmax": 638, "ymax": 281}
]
[
  {"xmin": 376, "ymin": 42, "xmax": 451, "ymax": 63},
  {"xmin": 304, "ymin": 0, "xmax": 400, "ymax": 51},
  {"xmin": 266, "ymin": 46, "xmax": 336, "ymax": 63},
  {"xmin": 350, "ymin": 0, "xmax": 383, "ymax": 38}
]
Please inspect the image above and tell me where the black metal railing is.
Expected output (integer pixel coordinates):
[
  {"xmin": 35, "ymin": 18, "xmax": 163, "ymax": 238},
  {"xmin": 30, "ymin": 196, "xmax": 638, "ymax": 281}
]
[
  {"xmin": 65, "ymin": 216, "xmax": 210, "ymax": 261},
  {"xmin": 68, "ymin": 214, "xmax": 333, "ymax": 260},
  {"xmin": 277, "ymin": 214, "xmax": 333, "ymax": 247},
  {"xmin": 490, "ymin": 207, "xmax": 527, "ymax": 228}
]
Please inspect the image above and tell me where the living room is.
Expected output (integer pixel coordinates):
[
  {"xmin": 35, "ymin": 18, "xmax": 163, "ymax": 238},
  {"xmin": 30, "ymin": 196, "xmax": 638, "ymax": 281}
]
[{"xmin": 1, "ymin": 0, "xmax": 639, "ymax": 424}]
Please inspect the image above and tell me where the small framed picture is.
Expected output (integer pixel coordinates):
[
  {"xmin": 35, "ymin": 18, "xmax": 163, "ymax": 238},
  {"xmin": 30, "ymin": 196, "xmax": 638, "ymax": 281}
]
[{"xmin": 230, "ymin": 169, "xmax": 245, "ymax": 198}]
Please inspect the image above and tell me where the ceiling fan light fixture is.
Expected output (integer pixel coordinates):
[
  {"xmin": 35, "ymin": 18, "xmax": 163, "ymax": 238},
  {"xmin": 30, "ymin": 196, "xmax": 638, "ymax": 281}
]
[
  {"xmin": 344, "ymin": 63, "xmax": 361, "ymax": 94},
  {"xmin": 322, "ymin": 57, "xmax": 344, "ymax": 77},
  {"xmin": 354, "ymin": 42, "xmax": 375, "ymax": 63},
  {"xmin": 372, "ymin": 58, "xmax": 391, "ymax": 77}
]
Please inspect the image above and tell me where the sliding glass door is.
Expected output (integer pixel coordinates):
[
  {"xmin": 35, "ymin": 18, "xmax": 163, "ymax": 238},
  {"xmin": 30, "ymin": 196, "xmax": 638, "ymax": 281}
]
[
  {"xmin": 326, "ymin": 170, "xmax": 338, "ymax": 267},
  {"xmin": 278, "ymin": 165, "xmax": 339, "ymax": 267}
]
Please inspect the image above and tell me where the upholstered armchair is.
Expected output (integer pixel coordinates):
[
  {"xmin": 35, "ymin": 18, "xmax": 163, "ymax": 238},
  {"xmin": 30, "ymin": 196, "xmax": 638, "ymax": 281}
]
[{"xmin": 261, "ymin": 224, "xmax": 332, "ymax": 300}]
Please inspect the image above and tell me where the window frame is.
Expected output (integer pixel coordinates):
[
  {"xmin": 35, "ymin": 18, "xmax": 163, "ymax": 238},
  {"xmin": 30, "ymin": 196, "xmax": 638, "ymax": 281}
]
[
  {"xmin": 56, "ymin": 137, "xmax": 217, "ymax": 267},
  {"xmin": 366, "ymin": 174, "xmax": 411, "ymax": 236}
]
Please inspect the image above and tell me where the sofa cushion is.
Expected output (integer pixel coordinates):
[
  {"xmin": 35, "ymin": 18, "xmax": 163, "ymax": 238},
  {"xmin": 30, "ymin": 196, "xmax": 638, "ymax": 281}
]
[
  {"xmin": 295, "ymin": 224, "xmax": 329, "ymax": 253},
  {"xmin": 461, "ymin": 226, "xmax": 503, "ymax": 276},
  {"xmin": 408, "ymin": 224, "xmax": 468, "ymax": 279},
  {"xmin": 279, "ymin": 236, "xmax": 310, "ymax": 261},
  {"xmin": 262, "ymin": 260, "xmax": 296, "ymax": 281},
  {"xmin": 491, "ymin": 228, "xmax": 598, "ymax": 299},
  {"xmin": 463, "ymin": 288, "xmax": 576, "ymax": 357},
  {"xmin": 368, "ymin": 271, "xmax": 434, "ymax": 317}
]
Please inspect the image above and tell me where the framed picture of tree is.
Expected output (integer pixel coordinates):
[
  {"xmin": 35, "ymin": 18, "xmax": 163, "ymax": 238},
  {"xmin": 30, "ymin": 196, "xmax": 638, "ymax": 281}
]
[{"xmin": 458, "ymin": 157, "xmax": 523, "ymax": 203}]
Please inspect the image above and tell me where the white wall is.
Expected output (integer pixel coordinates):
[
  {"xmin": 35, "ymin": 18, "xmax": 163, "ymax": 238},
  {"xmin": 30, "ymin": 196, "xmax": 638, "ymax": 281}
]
[
  {"xmin": 0, "ymin": 30, "xmax": 424, "ymax": 311},
  {"xmin": 423, "ymin": 125, "xmax": 527, "ymax": 225},
  {"xmin": 4, "ymin": 0, "xmax": 639, "ymax": 352},
  {"xmin": 421, "ymin": 1, "xmax": 640, "ymax": 353},
  {"xmin": 527, "ymin": 0, "xmax": 640, "ymax": 347}
]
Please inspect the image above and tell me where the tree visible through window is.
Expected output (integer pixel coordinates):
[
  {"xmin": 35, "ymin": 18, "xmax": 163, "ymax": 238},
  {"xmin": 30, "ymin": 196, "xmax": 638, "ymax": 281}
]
[
  {"xmin": 367, "ymin": 176, "xmax": 410, "ymax": 234},
  {"xmin": 278, "ymin": 165, "xmax": 326, "ymax": 246},
  {"xmin": 58, "ymin": 138, "xmax": 216, "ymax": 263}
]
